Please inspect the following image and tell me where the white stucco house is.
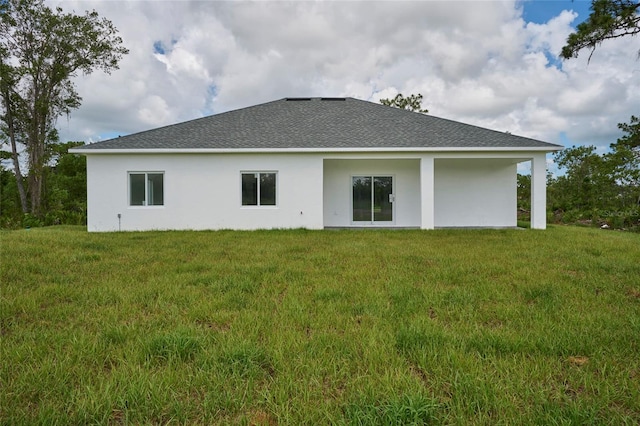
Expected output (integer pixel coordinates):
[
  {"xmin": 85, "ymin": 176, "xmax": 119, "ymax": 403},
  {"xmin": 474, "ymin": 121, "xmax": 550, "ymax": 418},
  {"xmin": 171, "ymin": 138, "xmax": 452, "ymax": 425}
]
[{"xmin": 71, "ymin": 97, "xmax": 562, "ymax": 232}]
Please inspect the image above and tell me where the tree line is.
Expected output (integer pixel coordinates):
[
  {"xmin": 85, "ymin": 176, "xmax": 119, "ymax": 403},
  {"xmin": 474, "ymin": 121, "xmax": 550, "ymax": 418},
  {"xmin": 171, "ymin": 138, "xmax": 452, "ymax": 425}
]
[
  {"xmin": 518, "ymin": 116, "xmax": 640, "ymax": 230},
  {"xmin": 1, "ymin": 0, "xmax": 127, "ymax": 220},
  {"xmin": 1, "ymin": 141, "xmax": 86, "ymax": 227}
]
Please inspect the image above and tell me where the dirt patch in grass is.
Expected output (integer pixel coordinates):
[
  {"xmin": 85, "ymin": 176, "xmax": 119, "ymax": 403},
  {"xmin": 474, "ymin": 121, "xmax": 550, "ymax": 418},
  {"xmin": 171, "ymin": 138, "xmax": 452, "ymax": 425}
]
[
  {"xmin": 195, "ymin": 318, "xmax": 231, "ymax": 332},
  {"xmin": 627, "ymin": 288, "xmax": 640, "ymax": 299},
  {"xmin": 567, "ymin": 356, "xmax": 589, "ymax": 367}
]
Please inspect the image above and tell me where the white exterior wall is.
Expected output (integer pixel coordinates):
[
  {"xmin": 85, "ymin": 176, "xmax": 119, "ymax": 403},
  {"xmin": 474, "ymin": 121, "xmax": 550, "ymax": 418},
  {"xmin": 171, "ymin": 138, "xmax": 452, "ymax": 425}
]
[
  {"xmin": 434, "ymin": 158, "xmax": 518, "ymax": 227},
  {"xmin": 84, "ymin": 151, "xmax": 547, "ymax": 231},
  {"xmin": 86, "ymin": 153, "xmax": 324, "ymax": 232},
  {"xmin": 323, "ymin": 158, "xmax": 421, "ymax": 227}
]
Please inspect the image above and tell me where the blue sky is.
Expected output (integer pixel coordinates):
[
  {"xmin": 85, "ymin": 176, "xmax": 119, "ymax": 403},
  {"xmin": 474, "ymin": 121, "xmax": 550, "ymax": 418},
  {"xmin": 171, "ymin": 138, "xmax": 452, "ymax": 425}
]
[
  {"xmin": 522, "ymin": 0, "xmax": 593, "ymax": 69},
  {"xmin": 522, "ymin": 0, "xmax": 592, "ymax": 24}
]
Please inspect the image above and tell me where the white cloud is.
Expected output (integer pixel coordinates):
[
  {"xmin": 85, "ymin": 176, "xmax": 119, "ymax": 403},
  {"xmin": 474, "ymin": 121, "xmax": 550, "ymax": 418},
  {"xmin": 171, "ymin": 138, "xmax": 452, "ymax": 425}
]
[
  {"xmin": 525, "ymin": 10, "xmax": 577, "ymax": 55},
  {"xmin": 137, "ymin": 95, "xmax": 171, "ymax": 127},
  {"xmin": 46, "ymin": 0, "xmax": 639, "ymax": 151}
]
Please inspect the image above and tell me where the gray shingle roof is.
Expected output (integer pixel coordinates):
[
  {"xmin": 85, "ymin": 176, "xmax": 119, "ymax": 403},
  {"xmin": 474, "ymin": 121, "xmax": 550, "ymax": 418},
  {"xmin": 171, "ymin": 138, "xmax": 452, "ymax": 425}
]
[{"xmin": 77, "ymin": 97, "xmax": 562, "ymax": 151}]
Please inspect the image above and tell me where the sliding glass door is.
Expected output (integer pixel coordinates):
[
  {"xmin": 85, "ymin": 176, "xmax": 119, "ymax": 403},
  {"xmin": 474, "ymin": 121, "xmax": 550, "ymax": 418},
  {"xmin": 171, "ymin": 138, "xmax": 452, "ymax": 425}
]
[{"xmin": 352, "ymin": 176, "xmax": 394, "ymax": 223}]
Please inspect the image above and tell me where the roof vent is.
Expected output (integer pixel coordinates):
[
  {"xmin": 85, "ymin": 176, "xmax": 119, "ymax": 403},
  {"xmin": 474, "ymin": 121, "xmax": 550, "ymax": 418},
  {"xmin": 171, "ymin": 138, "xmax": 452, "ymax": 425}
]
[
  {"xmin": 285, "ymin": 97, "xmax": 312, "ymax": 101},
  {"xmin": 320, "ymin": 97, "xmax": 346, "ymax": 101}
]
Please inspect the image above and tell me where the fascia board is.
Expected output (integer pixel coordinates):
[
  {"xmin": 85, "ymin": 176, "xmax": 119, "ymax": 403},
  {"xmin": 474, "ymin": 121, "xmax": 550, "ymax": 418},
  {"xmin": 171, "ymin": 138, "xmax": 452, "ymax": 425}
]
[{"xmin": 70, "ymin": 146, "xmax": 563, "ymax": 155}]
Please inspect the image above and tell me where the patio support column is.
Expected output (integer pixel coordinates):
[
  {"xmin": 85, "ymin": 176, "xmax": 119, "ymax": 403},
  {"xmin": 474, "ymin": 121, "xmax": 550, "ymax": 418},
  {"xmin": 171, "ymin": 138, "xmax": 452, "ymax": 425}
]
[
  {"xmin": 420, "ymin": 156, "xmax": 435, "ymax": 229},
  {"xmin": 531, "ymin": 153, "xmax": 547, "ymax": 230}
]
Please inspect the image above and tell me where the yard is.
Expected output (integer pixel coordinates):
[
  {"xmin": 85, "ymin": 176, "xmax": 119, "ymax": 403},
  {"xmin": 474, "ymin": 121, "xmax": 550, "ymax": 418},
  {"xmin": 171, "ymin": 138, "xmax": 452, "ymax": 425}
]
[{"xmin": 1, "ymin": 226, "xmax": 639, "ymax": 424}]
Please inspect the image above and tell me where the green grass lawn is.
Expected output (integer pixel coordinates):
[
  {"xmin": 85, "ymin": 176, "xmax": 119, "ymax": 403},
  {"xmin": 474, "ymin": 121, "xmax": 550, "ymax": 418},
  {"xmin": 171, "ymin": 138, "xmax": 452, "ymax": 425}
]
[{"xmin": 1, "ymin": 226, "xmax": 639, "ymax": 425}]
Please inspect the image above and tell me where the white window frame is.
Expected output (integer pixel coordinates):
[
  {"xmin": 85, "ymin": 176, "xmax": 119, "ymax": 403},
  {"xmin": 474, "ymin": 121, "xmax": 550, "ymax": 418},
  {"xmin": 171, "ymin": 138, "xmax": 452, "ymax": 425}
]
[
  {"xmin": 128, "ymin": 171, "xmax": 165, "ymax": 207},
  {"xmin": 240, "ymin": 171, "xmax": 278, "ymax": 207}
]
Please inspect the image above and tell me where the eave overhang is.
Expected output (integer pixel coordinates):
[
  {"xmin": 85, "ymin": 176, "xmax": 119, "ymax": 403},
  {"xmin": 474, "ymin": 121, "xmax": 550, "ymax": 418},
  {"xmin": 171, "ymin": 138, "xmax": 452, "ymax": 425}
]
[{"xmin": 70, "ymin": 145, "xmax": 563, "ymax": 155}]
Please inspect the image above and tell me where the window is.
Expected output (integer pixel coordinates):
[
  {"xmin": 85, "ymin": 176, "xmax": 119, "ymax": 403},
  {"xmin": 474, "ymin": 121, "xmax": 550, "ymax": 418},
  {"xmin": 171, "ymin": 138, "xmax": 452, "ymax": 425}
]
[
  {"xmin": 129, "ymin": 172, "xmax": 164, "ymax": 206},
  {"xmin": 242, "ymin": 172, "xmax": 276, "ymax": 206}
]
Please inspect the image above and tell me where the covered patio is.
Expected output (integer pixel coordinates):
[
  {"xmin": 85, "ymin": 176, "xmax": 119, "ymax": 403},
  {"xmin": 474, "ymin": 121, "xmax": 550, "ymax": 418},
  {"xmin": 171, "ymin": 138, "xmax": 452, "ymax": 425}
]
[{"xmin": 322, "ymin": 152, "xmax": 548, "ymax": 229}]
